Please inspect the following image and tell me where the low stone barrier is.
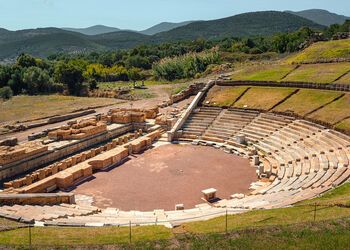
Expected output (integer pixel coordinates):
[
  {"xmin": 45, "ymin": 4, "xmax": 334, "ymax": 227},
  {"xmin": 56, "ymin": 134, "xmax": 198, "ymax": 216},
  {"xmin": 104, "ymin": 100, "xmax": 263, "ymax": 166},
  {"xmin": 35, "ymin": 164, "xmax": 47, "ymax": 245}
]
[
  {"xmin": 167, "ymin": 80, "xmax": 215, "ymax": 141},
  {"xmin": 217, "ymin": 80, "xmax": 350, "ymax": 92},
  {"xmin": 0, "ymin": 193, "xmax": 75, "ymax": 205}
]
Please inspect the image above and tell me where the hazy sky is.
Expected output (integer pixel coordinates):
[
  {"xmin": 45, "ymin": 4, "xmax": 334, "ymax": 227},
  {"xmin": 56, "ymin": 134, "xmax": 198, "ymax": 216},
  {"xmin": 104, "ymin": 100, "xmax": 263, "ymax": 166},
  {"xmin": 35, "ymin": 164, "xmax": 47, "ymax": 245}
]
[{"xmin": 1, "ymin": 0, "xmax": 349, "ymax": 31}]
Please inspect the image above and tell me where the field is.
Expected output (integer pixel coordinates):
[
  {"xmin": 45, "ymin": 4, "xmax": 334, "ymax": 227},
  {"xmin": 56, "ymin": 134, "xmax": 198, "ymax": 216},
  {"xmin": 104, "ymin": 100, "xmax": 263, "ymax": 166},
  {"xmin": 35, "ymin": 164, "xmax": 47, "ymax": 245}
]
[
  {"xmin": 2, "ymin": 182, "xmax": 350, "ymax": 248},
  {"xmin": 233, "ymin": 87, "xmax": 296, "ymax": 110},
  {"xmin": 307, "ymin": 93, "xmax": 350, "ymax": 125},
  {"xmin": 204, "ymin": 85, "xmax": 249, "ymax": 106},
  {"xmin": 285, "ymin": 39, "xmax": 350, "ymax": 64},
  {"xmin": 336, "ymin": 72, "xmax": 350, "ymax": 84},
  {"xmin": 283, "ymin": 62, "xmax": 350, "ymax": 83},
  {"xmin": 335, "ymin": 118, "xmax": 350, "ymax": 133},
  {"xmin": 230, "ymin": 64, "xmax": 296, "ymax": 82},
  {"xmin": 273, "ymin": 89, "xmax": 343, "ymax": 116},
  {"xmin": 0, "ymin": 95, "xmax": 122, "ymax": 124}
]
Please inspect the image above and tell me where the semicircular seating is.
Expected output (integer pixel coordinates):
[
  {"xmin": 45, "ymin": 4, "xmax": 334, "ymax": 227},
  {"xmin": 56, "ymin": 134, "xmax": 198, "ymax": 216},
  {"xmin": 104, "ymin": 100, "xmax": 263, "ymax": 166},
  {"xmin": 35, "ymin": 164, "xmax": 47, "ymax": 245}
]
[{"xmin": 178, "ymin": 106, "xmax": 350, "ymax": 210}]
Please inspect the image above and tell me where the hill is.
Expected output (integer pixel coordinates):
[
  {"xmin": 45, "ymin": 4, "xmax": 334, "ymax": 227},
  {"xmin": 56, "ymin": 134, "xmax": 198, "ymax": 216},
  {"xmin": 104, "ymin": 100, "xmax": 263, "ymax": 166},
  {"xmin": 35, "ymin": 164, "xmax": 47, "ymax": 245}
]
[
  {"xmin": 286, "ymin": 9, "xmax": 350, "ymax": 26},
  {"xmin": 62, "ymin": 25, "xmax": 121, "ymax": 35},
  {"xmin": 140, "ymin": 21, "xmax": 196, "ymax": 35},
  {"xmin": 0, "ymin": 11, "xmax": 325, "ymax": 59},
  {"xmin": 286, "ymin": 39, "xmax": 350, "ymax": 64},
  {"xmin": 0, "ymin": 28, "xmax": 105, "ymax": 58},
  {"xmin": 154, "ymin": 11, "xmax": 324, "ymax": 41}
]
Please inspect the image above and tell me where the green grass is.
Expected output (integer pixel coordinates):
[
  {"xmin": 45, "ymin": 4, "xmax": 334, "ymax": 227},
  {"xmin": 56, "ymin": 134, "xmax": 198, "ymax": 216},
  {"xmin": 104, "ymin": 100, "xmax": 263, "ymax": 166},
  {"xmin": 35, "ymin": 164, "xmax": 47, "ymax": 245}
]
[
  {"xmin": 335, "ymin": 118, "xmax": 350, "ymax": 133},
  {"xmin": 230, "ymin": 64, "xmax": 297, "ymax": 82},
  {"xmin": 233, "ymin": 87, "xmax": 296, "ymax": 110},
  {"xmin": 179, "ymin": 220, "xmax": 350, "ymax": 249},
  {"xmin": 97, "ymin": 80, "xmax": 172, "ymax": 90},
  {"xmin": 273, "ymin": 89, "xmax": 343, "ymax": 116},
  {"xmin": 307, "ymin": 93, "xmax": 350, "ymax": 125},
  {"xmin": 129, "ymin": 88, "xmax": 157, "ymax": 99},
  {"xmin": 0, "ymin": 95, "xmax": 122, "ymax": 124},
  {"xmin": 204, "ymin": 85, "xmax": 249, "ymax": 106},
  {"xmin": 286, "ymin": 39, "xmax": 350, "ymax": 64},
  {"xmin": 283, "ymin": 63, "xmax": 350, "ymax": 84},
  {"xmin": 0, "ymin": 225, "xmax": 172, "ymax": 246},
  {"xmin": 169, "ymin": 82, "xmax": 191, "ymax": 95},
  {"xmin": 336, "ymin": 72, "xmax": 350, "ymax": 85}
]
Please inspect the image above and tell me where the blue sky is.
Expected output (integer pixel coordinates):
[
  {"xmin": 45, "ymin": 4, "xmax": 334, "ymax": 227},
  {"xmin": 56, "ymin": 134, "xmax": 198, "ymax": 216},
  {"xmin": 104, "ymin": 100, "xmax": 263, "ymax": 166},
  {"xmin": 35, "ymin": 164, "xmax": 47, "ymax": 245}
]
[{"xmin": 0, "ymin": 0, "xmax": 349, "ymax": 31}]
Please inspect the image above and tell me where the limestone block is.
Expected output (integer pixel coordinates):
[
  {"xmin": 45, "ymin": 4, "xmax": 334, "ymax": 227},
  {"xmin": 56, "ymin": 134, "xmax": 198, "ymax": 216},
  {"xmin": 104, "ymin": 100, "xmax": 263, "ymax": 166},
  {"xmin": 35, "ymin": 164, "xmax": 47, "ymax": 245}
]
[
  {"xmin": 25, "ymin": 176, "xmax": 32, "ymax": 186},
  {"xmin": 38, "ymin": 170, "xmax": 46, "ymax": 180},
  {"xmin": 58, "ymin": 162, "xmax": 67, "ymax": 171},
  {"xmin": 56, "ymin": 174, "xmax": 74, "ymax": 190},
  {"xmin": 80, "ymin": 153, "xmax": 87, "ymax": 162},
  {"xmin": 51, "ymin": 164, "xmax": 58, "ymax": 175}
]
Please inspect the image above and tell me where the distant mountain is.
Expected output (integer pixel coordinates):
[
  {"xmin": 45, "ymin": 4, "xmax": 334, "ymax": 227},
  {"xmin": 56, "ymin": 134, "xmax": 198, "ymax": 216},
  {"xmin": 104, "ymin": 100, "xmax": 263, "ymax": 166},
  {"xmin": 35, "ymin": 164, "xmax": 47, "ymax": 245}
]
[
  {"xmin": 62, "ymin": 25, "xmax": 121, "ymax": 35},
  {"xmin": 286, "ymin": 9, "xmax": 350, "ymax": 26},
  {"xmin": 0, "ymin": 28, "xmax": 105, "ymax": 58},
  {"xmin": 140, "ymin": 21, "xmax": 196, "ymax": 35},
  {"xmin": 154, "ymin": 11, "xmax": 324, "ymax": 41},
  {"xmin": 0, "ymin": 11, "xmax": 326, "ymax": 60}
]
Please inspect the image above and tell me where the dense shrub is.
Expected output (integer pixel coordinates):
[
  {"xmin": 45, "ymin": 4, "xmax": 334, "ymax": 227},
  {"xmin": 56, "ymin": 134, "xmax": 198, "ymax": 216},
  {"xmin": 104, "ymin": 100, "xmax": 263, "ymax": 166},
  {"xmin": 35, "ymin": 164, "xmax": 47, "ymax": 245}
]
[
  {"xmin": 0, "ymin": 86, "xmax": 13, "ymax": 100},
  {"xmin": 152, "ymin": 51, "xmax": 220, "ymax": 80}
]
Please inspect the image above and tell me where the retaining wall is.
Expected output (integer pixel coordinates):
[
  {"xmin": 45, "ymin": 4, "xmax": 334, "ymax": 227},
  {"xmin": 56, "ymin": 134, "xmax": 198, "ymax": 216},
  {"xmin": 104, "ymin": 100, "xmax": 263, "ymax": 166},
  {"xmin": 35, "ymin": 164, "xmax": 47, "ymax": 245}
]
[
  {"xmin": 0, "ymin": 193, "xmax": 75, "ymax": 205},
  {"xmin": 0, "ymin": 124, "xmax": 132, "ymax": 181},
  {"xmin": 218, "ymin": 80, "xmax": 350, "ymax": 92}
]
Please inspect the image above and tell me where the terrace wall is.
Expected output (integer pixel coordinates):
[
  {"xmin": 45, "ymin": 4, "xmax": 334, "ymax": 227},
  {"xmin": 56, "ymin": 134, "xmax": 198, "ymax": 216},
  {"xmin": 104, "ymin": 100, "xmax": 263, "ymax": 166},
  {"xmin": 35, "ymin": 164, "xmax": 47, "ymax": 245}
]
[
  {"xmin": 218, "ymin": 80, "xmax": 350, "ymax": 92},
  {"xmin": 0, "ymin": 124, "xmax": 132, "ymax": 181}
]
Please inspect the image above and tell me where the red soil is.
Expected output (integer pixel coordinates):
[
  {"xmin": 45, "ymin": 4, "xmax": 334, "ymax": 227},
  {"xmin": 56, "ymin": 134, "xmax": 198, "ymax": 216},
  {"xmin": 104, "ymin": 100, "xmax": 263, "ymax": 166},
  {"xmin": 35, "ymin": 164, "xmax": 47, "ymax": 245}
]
[{"xmin": 72, "ymin": 144, "xmax": 257, "ymax": 211}]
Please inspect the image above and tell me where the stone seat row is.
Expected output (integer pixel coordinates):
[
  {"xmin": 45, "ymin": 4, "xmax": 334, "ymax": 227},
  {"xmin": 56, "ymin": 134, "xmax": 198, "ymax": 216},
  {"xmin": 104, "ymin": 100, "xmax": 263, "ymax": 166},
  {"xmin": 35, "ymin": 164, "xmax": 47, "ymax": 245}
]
[
  {"xmin": 9, "ymin": 130, "xmax": 161, "ymax": 194},
  {"xmin": 0, "ymin": 204, "xmax": 99, "ymax": 222}
]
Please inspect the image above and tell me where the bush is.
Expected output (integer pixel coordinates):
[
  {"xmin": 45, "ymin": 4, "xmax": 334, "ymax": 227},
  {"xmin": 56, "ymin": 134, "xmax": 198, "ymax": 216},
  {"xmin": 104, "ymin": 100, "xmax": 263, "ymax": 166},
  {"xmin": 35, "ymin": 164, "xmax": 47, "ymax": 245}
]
[
  {"xmin": 152, "ymin": 51, "xmax": 220, "ymax": 81},
  {"xmin": 0, "ymin": 86, "xmax": 13, "ymax": 100}
]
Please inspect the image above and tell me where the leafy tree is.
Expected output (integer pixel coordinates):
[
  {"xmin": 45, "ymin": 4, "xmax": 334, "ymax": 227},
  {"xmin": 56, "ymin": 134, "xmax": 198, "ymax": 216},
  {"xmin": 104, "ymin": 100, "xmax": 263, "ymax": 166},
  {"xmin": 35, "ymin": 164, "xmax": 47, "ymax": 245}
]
[
  {"xmin": 54, "ymin": 62, "xmax": 84, "ymax": 96},
  {"xmin": 0, "ymin": 65, "xmax": 12, "ymax": 88},
  {"xmin": 127, "ymin": 67, "xmax": 143, "ymax": 87},
  {"xmin": 7, "ymin": 66, "xmax": 25, "ymax": 95},
  {"xmin": 16, "ymin": 54, "xmax": 37, "ymax": 68},
  {"xmin": 0, "ymin": 86, "xmax": 13, "ymax": 100},
  {"xmin": 22, "ymin": 67, "xmax": 52, "ymax": 95}
]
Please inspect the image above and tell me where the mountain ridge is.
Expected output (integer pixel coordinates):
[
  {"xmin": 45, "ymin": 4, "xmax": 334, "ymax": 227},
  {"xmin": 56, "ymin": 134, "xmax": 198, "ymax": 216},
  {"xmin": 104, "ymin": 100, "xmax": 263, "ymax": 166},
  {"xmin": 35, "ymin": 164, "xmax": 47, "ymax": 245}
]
[
  {"xmin": 286, "ymin": 9, "xmax": 350, "ymax": 26},
  {"xmin": 0, "ymin": 10, "xmax": 326, "ymax": 60}
]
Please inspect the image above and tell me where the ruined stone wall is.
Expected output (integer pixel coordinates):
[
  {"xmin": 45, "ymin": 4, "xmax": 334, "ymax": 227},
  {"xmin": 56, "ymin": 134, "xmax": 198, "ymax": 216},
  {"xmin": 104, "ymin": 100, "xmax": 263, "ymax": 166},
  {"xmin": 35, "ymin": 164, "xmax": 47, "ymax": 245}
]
[{"xmin": 0, "ymin": 124, "xmax": 132, "ymax": 181}]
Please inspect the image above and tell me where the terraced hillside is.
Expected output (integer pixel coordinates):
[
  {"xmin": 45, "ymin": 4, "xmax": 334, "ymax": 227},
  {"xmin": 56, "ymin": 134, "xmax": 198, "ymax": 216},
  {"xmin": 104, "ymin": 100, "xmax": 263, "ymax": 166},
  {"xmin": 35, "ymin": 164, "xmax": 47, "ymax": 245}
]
[
  {"xmin": 283, "ymin": 63, "xmax": 350, "ymax": 83},
  {"xmin": 232, "ymin": 87, "xmax": 296, "ymax": 110},
  {"xmin": 229, "ymin": 39, "xmax": 350, "ymax": 85},
  {"xmin": 285, "ymin": 39, "xmax": 350, "ymax": 64},
  {"xmin": 204, "ymin": 86, "xmax": 350, "ymax": 134}
]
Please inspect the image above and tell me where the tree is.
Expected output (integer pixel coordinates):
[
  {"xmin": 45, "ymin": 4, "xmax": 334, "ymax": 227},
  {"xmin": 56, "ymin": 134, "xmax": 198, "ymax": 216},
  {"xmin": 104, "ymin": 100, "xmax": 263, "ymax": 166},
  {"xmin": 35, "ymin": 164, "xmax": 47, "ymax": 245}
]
[
  {"xmin": 0, "ymin": 86, "xmax": 13, "ymax": 100},
  {"xmin": 0, "ymin": 65, "xmax": 11, "ymax": 88},
  {"xmin": 54, "ymin": 62, "xmax": 84, "ymax": 96},
  {"xmin": 127, "ymin": 68, "xmax": 142, "ymax": 87},
  {"xmin": 22, "ymin": 67, "xmax": 52, "ymax": 95},
  {"xmin": 16, "ymin": 54, "xmax": 37, "ymax": 68},
  {"xmin": 7, "ymin": 66, "xmax": 25, "ymax": 95}
]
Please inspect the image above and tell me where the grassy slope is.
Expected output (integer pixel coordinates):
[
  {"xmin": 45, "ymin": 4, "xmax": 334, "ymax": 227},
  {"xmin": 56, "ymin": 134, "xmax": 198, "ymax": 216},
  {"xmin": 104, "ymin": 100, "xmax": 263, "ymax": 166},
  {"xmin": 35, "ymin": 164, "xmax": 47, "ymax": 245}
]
[
  {"xmin": 307, "ymin": 93, "xmax": 350, "ymax": 124},
  {"xmin": 335, "ymin": 117, "xmax": 350, "ymax": 133},
  {"xmin": 336, "ymin": 71, "xmax": 350, "ymax": 84},
  {"xmin": 0, "ymin": 95, "xmax": 121, "ymax": 124},
  {"xmin": 283, "ymin": 62, "xmax": 350, "ymax": 83},
  {"xmin": 273, "ymin": 89, "xmax": 343, "ymax": 116},
  {"xmin": 233, "ymin": 87, "xmax": 296, "ymax": 110},
  {"xmin": 286, "ymin": 39, "xmax": 350, "ymax": 64},
  {"xmin": 230, "ymin": 64, "xmax": 297, "ymax": 81},
  {"xmin": 204, "ymin": 85, "xmax": 249, "ymax": 106}
]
